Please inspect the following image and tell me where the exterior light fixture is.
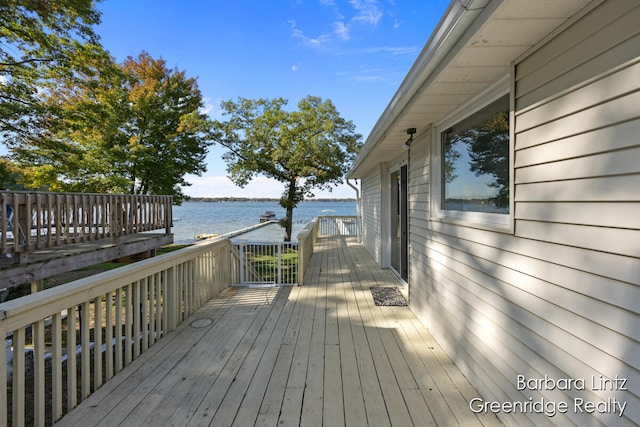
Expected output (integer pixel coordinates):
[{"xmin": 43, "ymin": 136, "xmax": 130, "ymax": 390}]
[{"xmin": 405, "ymin": 127, "xmax": 417, "ymax": 147}]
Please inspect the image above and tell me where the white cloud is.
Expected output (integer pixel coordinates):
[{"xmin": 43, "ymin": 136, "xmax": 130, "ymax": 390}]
[
  {"xmin": 349, "ymin": 0, "xmax": 383, "ymax": 26},
  {"xmin": 292, "ymin": 28, "xmax": 331, "ymax": 46},
  {"xmin": 199, "ymin": 97, "xmax": 214, "ymax": 115},
  {"xmin": 290, "ymin": 0, "xmax": 384, "ymax": 50},
  {"xmin": 333, "ymin": 21, "xmax": 350, "ymax": 40},
  {"xmin": 291, "ymin": 65, "xmax": 299, "ymax": 72}
]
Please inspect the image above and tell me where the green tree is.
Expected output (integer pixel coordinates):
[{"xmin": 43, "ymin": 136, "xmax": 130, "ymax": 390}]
[
  {"xmin": 0, "ymin": 157, "xmax": 24, "ymax": 189},
  {"xmin": 214, "ymin": 96, "xmax": 362, "ymax": 241},
  {"xmin": 12, "ymin": 51, "xmax": 212, "ymax": 203},
  {"xmin": 467, "ymin": 111, "xmax": 509, "ymax": 207},
  {"xmin": 0, "ymin": 0, "xmax": 102, "ymax": 142}
]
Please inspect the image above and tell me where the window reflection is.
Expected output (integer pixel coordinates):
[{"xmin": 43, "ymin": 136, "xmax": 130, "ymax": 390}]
[{"xmin": 442, "ymin": 94, "xmax": 510, "ymax": 214}]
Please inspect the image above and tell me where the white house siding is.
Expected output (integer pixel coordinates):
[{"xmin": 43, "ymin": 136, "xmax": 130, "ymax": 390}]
[
  {"xmin": 406, "ymin": 131, "xmax": 430, "ymax": 315},
  {"xmin": 361, "ymin": 166, "xmax": 383, "ymax": 263},
  {"xmin": 407, "ymin": 1, "xmax": 640, "ymax": 426}
]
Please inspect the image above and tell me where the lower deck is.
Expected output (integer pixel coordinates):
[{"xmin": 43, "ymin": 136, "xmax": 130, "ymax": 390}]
[{"xmin": 55, "ymin": 236, "xmax": 501, "ymax": 426}]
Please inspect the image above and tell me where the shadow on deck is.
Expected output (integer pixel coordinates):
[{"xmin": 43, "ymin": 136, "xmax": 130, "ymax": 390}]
[{"xmin": 55, "ymin": 236, "xmax": 502, "ymax": 426}]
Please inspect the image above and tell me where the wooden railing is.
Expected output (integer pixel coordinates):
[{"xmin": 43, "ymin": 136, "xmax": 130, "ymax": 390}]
[
  {"xmin": 317, "ymin": 215, "xmax": 361, "ymax": 237},
  {"xmin": 0, "ymin": 215, "xmax": 359, "ymax": 425},
  {"xmin": 0, "ymin": 191, "xmax": 172, "ymax": 259},
  {"xmin": 0, "ymin": 236, "xmax": 231, "ymax": 426},
  {"xmin": 297, "ymin": 218, "xmax": 319, "ymax": 286},
  {"xmin": 297, "ymin": 216, "xmax": 359, "ymax": 285}
]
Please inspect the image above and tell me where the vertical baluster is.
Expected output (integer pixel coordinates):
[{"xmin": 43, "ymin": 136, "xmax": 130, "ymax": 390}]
[
  {"xmin": 65, "ymin": 194, "xmax": 71, "ymax": 243},
  {"xmin": 52, "ymin": 312, "xmax": 63, "ymax": 422},
  {"xmin": 33, "ymin": 319, "xmax": 45, "ymax": 425},
  {"xmin": 24, "ymin": 193, "xmax": 32, "ymax": 251},
  {"xmin": 176, "ymin": 264, "xmax": 183, "ymax": 320},
  {"xmin": 125, "ymin": 195, "xmax": 131, "ymax": 235},
  {"xmin": 166, "ymin": 267, "xmax": 176, "ymax": 332},
  {"xmin": 277, "ymin": 243, "xmax": 282, "ymax": 285},
  {"xmin": 75, "ymin": 194, "xmax": 80, "ymax": 241},
  {"xmin": 11, "ymin": 193, "xmax": 21, "ymax": 252},
  {"xmin": 12, "ymin": 328, "xmax": 25, "ymax": 426},
  {"xmin": 67, "ymin": 306, "xmax": 77, "ymax": 410},
  {"xmin": 149, "ymin": 274, "xmax": 156, "ymax": 346},
  {"xmin": 124, "ymin": 284, "xmax": 132, "ymax": 365},
  {"xmin": 133, "ymin": 280, "xmax": 141, "ymax": 359},
  {"xmin": 81, "ymin": 194, "xmax": 87, "ymax": 242},
  {"xmin": 47, "ymin": 193, "xmax": 53, "ymax": 247},
  {"xmin": 158, "ymin": 271, "xmax": 165, "ymax": 339},
  {"xmin": 94, "ymin": 296, "xmax": 103, "ymax": 390},
  {"xmin": 105, "ymin": 291, "xmax": 114, "ymax": 380},
  {"xmin": 115, "ymin": 288, "xmax": 123, "ymax": 373},
  {"xmin": 141, "ymin": 277, "xmax": 149, "ymax": 352},
  {"xmin": 80, "ymin": 301, "xmax": 90, "ymax": 399},
  {"xmin": 34, "ymin": 194, "xmax": 41, "ymax": 249},
  {"xmin": 185, "ymin": 262, "xmax": 191, "ymax": 316}
]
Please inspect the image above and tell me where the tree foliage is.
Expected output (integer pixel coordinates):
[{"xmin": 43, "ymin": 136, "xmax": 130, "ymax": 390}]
[
  {"xmin": 214, "ymin": 96, "xmax": 362, "ymax": 241},
  {"xmin": 447, "ymin": 110, "xmax": 510, "ymax": 208},
  {"xmin": 0, "ymin": 0, "xmax": 102, "ymax": 141},
  {"xmin": 466, "ymin": 111, "xmax": 509, "ymax": 207},
  {"xmin": 11, "ymin": 51, "xmax": 212, "ymax": 203}
]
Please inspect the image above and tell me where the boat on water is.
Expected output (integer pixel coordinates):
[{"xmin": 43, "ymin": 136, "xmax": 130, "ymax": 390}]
[
  {"xmin": 196, "ymin": 233, "xmax": 220, "ymax": 241},
  {"xmin": 259, "ymin": 211, "xmax": 277, "ymax": 222}
]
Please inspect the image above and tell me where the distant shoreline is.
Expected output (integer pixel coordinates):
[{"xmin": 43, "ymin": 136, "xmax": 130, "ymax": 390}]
[{"xmin": 187, "ymin": 197, "xmax": 356, "ymax": 203}]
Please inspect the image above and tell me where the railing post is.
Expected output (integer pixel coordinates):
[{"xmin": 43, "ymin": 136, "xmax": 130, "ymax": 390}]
[
  {"xmin": 165, "ymin": 196, "xmax": 172, "ymax": 235},
  {"xmin": 297, "ymin": 234, "xmax": 305, "ymax": 286}
]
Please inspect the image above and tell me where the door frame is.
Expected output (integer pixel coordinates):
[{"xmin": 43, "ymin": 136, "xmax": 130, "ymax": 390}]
[{"xmin": 389, "ymin": 163, "xmax": 408, "ymax": 282}]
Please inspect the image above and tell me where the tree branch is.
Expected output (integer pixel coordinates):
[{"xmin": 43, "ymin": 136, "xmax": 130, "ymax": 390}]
[{"xmin": 0, "ymin": 57, "xmax": 54, "ymax": 67}]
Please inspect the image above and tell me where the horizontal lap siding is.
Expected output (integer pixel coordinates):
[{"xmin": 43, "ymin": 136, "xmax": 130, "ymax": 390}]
[
  {"xmin": 513, "ymin": 0, "xmax": 640, "ymax": 425},
  {"xmin": 406, "ymin": 2, "xmax": 640, "ymax": 426},
  {"xmin": 408, "ymin": 132, "xmax": 430, "ymax": 318},
  {"xmin": 361, "ymin": 167, "xmax": 383, "ymax": 263}
]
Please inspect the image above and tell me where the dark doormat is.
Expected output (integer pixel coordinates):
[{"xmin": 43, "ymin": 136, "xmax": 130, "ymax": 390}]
[{"xmin": 370, "ymin": 286, "xmax": 407, "ymax": 306}]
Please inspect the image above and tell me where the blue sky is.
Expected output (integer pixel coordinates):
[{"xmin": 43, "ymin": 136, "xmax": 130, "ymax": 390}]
[{"xmin": 96, "ymin": 0, "xmax": 449, "ymax": 198}]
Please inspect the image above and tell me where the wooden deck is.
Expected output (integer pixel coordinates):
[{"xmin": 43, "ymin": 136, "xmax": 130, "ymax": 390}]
[
  {"xmin": 0, "ymin": 232, "xmax": 173, "ymax": 290},
  {"xmin": 55, "ymin": 236, "xmax": 502, "ymax": 427}
]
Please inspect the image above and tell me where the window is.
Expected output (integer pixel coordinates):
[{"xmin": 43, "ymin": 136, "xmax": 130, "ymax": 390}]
[
  {"xmin": 443, "ymin": 94, "xmax": 509, "ymax": 213},
  {"xmin": 432, "ymin": 82, "xmax": 512, "ymax": 230}
]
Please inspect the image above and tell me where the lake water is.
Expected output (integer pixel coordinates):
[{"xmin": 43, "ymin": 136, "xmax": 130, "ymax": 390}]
[{"xmin": 171, "ymin": 200, "xmax": 357, "ymax": 243}]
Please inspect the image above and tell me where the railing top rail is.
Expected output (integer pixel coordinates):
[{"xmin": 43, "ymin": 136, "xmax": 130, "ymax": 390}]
[
  {"xmin": 0, "ymin": 190, "xmax": 173, "ymax": 199},
  {"xmin": 0, "ymin": 236, "xmax": 229, "ymax": 331}
]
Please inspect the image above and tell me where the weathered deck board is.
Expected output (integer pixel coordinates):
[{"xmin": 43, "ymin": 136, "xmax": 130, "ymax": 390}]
[{"xmin": 55, "ymin": 236, "xmax": 502, "ymax": 427}]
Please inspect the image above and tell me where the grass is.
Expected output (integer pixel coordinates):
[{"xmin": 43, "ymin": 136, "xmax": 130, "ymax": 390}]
[{"xmin": 245, "ymin": 247, "xmax": 298, "ymax": 284}]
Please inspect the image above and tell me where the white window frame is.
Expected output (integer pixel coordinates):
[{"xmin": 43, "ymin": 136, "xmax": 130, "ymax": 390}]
[{"xmin": 430, "ymin": 74, "xmax": 514, "ymax": 232}]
